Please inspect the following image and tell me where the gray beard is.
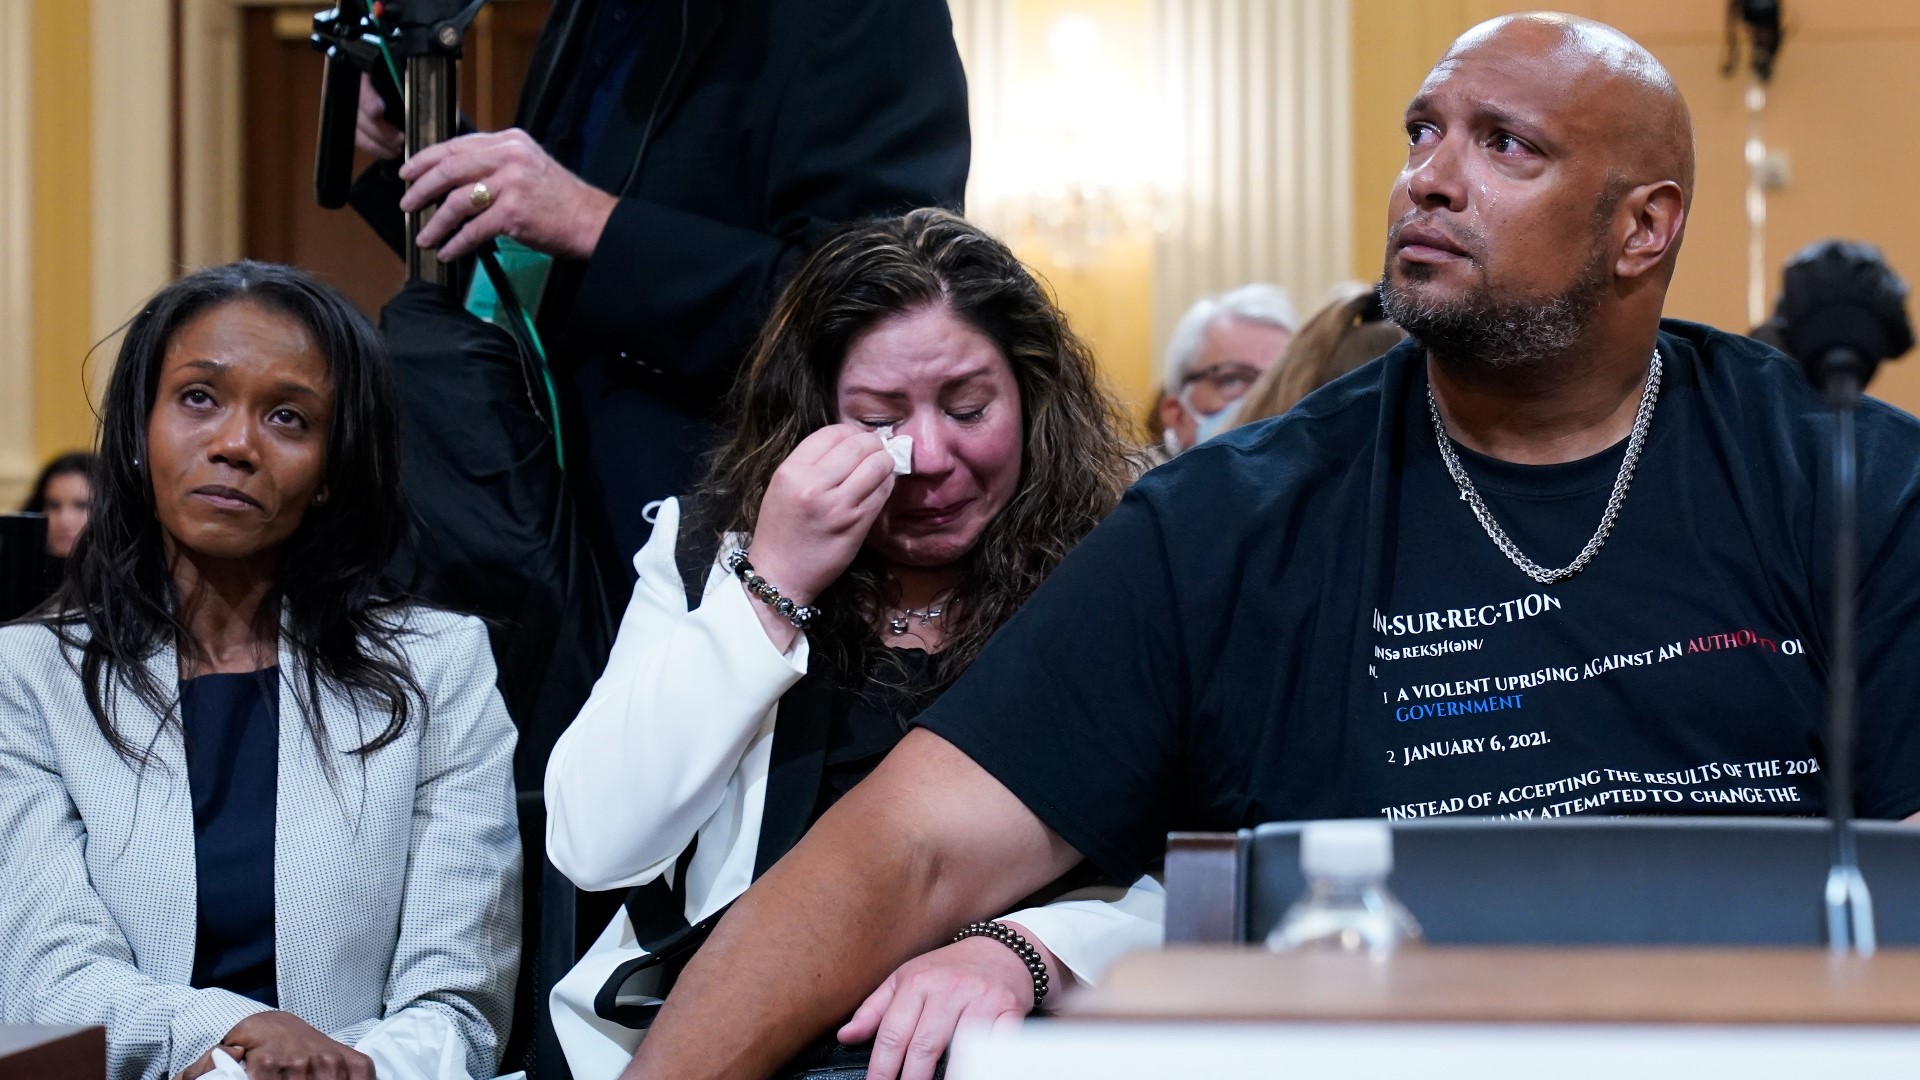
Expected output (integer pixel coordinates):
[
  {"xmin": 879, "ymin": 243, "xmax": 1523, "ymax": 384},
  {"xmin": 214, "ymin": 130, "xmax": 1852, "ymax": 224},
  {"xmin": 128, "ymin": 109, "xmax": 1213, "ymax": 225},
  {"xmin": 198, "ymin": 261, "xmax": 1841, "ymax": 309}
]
[{"xmin": 1377, "ymin": 256, "xmax": 1608, "ymax": 372}]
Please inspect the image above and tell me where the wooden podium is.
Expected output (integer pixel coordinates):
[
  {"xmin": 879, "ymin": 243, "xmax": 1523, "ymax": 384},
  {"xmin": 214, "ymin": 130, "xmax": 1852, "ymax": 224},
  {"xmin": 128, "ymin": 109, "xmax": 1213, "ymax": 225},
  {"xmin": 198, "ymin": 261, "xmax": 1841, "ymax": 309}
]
[
  {"xmin": 0, "ymin": 1026, "xmax": 105, "ymax": 1080},
  {"xmin": 948, "ymin": 947, "xmax": 1920, "ymax": 1079}
]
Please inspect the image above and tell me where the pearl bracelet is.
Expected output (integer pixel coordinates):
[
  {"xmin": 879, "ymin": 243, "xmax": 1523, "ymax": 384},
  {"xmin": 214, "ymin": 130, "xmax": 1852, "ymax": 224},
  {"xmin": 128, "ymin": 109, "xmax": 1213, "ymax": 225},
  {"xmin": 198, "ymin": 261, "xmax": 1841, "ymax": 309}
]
[
  {"xmin": 724, "ymin": 549, "xmax": 820, "ymax": 630},
  {"xmin": 951, "ymin": 920, "xmax": 1050, "ymax": 1011}
]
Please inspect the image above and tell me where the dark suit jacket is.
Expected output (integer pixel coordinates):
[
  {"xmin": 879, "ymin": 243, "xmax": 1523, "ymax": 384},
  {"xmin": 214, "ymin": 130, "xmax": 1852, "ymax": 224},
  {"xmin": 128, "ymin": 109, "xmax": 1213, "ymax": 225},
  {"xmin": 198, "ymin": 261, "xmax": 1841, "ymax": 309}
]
[{"xmin": 358, "ymin": 0, "xmax": 971, "ymax": 562}]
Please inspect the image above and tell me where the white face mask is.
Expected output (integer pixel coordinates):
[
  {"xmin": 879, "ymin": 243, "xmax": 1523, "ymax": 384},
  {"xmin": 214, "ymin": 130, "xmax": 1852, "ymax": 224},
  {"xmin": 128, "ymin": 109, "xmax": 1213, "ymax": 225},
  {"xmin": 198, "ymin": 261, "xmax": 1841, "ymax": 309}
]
[
  {"xmin": 1170, "ymin": 386, "xmax": 1245, "ymax": 453},
  {"xmin": 1192, "ymin": 395, "xmax": 1246, "ymax": 445}
]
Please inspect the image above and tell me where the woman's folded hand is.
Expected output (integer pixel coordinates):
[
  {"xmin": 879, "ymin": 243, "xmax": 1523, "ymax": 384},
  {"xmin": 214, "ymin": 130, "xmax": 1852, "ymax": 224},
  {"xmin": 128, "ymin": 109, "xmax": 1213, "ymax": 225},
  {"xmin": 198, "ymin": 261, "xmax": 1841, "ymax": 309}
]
[
  {"xmin": 217, "ymin": 1011, "xmax": 374, "ymax": 1080},
  {"xmin": 837, "ymin": 925, "xmax": 1060, "ymax": 1080}
]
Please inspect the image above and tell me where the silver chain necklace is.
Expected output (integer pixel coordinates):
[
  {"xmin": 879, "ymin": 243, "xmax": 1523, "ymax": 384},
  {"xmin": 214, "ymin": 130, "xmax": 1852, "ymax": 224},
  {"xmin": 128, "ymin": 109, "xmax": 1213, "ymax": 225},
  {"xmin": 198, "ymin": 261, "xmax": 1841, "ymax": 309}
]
[
  {"xmin": 1427, "ymin": 350, "xmax": 1663, "ymax": 585},
  {"xmin": 887, "ymin": 606, "xmax": 944, "ymax": 636}
]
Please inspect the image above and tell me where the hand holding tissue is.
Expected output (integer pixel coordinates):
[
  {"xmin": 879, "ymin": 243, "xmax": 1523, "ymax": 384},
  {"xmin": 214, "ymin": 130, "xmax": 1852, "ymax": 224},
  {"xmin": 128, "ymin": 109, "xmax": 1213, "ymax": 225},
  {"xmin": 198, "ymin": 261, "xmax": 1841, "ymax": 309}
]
[{"xmin": 876, "ymin": 425, "xmax": 913, "ymax": 475}]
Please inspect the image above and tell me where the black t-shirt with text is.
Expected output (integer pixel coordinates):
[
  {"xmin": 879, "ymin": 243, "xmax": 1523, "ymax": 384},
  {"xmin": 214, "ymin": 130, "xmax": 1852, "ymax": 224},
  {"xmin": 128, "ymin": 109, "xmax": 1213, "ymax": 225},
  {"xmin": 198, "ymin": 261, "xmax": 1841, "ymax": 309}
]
[{"xmin": 917, "ymin": 321, "xmax": 1920, "ymax": 883}]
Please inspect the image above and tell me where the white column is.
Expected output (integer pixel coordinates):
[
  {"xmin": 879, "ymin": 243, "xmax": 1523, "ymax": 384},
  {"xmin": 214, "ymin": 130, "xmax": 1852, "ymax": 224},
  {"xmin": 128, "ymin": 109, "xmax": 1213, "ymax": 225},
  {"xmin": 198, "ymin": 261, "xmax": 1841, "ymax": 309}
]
[
  {"xmin": 0, "ymin": 0, "xmax": 36, "ymax": 504},
  {"xmin": 1153, "ymin": 0, "xmax": 1353, "ymax": 354},
  {"xmin": 179, "ymin": 0, "xmax": 246, "ymax": 272},
  {"xmin": 90, "ymin": 0, "xmax": 176, "ymax": 373}
]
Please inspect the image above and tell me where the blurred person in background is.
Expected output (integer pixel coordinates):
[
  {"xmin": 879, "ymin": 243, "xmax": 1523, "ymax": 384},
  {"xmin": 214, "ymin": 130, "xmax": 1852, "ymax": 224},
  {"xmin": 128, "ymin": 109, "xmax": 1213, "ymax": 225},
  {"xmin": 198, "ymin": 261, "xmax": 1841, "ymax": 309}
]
[
  {"xmin": 1228, "ymin": 283, "xmax": 1409, "ymax": 430},
  {"xmin": 1150, "ymin": 283, "xmax": 1298, "ymax": 464},
  {"xmin": 21, "ymin": 452, "xmax": 97, "ymax": 561},
  {"xmin": 1141, "ymin": 388, "xmax": 1168, "ymax": 449}
]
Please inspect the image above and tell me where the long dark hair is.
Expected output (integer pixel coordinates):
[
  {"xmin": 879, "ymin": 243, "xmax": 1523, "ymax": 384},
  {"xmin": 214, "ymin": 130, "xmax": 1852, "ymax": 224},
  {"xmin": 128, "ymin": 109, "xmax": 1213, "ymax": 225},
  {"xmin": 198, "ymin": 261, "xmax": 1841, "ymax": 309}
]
[
  {"xmin": 698, "ymin": 209, "xmax": 1136, "ymax": 690},
  {"xmin": 21, "ymin": 452, "xmax": 96, "ymax": 513},
  {"xmin": 46, "ymin": 261, "xmax": 421, "ymax": 763}
]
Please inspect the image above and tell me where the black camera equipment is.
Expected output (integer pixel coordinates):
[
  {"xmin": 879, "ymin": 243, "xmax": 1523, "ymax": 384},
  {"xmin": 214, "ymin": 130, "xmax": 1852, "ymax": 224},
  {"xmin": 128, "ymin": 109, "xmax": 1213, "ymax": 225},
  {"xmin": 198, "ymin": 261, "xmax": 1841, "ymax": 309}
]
[
  {"xmin": 310, "ymin": 0, "xmax": 487, "ymax": 284},
  {"xmin": 1779, "ymin": 238, "xmax": 1914, "ymax": 956},
  {"xmin": 1723, "ymin": 0, "xmax": 1783, "ymax": 83}
]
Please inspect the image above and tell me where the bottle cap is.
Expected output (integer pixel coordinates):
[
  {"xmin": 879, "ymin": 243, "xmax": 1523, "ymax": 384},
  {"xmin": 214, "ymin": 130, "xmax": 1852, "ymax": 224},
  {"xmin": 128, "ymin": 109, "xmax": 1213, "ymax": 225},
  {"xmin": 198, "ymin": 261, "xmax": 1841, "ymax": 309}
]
[{"xmin": 1299, "ymin": 819, "xmax": 1394, "ymax": 882}]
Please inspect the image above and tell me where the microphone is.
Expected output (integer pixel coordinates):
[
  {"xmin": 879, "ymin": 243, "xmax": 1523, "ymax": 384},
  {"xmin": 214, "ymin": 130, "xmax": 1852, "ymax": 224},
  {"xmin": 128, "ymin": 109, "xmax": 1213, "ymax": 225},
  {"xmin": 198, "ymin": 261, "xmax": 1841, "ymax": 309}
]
[
  {"xmin": 1779, "ymin": 240, "xmax": 1913, "ymax": 406},
  {"xmin": 1776, "ymin": 239, "xmax": 1913, "ymax": 955}
]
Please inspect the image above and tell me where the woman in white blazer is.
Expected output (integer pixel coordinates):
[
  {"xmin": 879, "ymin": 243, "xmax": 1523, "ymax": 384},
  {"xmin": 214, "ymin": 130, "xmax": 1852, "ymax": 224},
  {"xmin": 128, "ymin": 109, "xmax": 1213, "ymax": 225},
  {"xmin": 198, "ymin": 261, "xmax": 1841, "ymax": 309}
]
[
  {"xmin": 546, "ymin": 210, "xmax": 1163, "ymax": 1080},
  {"xmin": 0, "ymin": 263, "xmax": 521, "ymax": 1080}
]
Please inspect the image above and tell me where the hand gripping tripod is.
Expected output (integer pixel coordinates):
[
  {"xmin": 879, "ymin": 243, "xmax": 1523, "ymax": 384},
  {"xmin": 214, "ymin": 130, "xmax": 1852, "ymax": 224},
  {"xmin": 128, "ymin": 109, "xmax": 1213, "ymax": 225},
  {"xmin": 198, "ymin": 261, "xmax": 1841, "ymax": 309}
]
[{"xmin": 311, "ymin": 0, "xmax": 488, "ymax": 285}]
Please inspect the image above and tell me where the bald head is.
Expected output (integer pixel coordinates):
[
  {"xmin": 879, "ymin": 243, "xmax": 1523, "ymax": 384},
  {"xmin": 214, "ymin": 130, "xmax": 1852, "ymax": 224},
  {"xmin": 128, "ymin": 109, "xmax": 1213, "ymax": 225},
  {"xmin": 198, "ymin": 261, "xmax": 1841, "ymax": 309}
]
[
  {"xmin": 1444, "ymin": 12, "xmax": 1694, "ymax": 203},
  {"xmin": 1380, "ymin": 13, "xmax": 1696, "ymax": 369}
]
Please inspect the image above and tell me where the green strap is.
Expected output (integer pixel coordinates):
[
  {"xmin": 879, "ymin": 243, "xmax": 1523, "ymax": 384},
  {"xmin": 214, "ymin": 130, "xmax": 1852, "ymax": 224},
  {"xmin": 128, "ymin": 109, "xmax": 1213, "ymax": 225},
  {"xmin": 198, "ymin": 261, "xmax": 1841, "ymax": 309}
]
[
  {"xmin": 477, "ymin": 246, "xmax": 567, "ymax": 471},
  {"xmin": 364, "ymin": 9, "xmax": 404, "ymax": 94}
]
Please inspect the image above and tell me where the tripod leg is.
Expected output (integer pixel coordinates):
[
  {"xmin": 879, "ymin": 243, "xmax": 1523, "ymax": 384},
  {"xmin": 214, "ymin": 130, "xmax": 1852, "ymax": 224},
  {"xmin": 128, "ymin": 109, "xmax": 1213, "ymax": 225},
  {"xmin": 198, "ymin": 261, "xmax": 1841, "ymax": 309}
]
[{"xmin": 405, "ymin": 55, "xmax": 459, "ymax": 286}]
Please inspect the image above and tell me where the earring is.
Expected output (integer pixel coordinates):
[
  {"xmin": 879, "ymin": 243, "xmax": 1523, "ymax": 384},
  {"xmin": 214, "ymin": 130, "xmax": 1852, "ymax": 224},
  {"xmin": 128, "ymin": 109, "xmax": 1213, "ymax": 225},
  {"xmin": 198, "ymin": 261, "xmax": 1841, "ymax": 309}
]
[
  {"xmin": 314, "ymin": 490, "xmax": 329, "ymax": 507},
  {"xmin": 132, "ymin": 455, "xmax": 141, "ymax": 466}
]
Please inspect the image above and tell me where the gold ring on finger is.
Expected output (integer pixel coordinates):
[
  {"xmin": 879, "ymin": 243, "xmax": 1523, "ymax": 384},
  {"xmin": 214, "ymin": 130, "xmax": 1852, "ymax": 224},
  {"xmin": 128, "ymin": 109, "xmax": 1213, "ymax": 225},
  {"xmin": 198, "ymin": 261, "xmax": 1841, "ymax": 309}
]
[{"xmin": 470, "ymin": 181, "xmax": 493, "ymax": 211}]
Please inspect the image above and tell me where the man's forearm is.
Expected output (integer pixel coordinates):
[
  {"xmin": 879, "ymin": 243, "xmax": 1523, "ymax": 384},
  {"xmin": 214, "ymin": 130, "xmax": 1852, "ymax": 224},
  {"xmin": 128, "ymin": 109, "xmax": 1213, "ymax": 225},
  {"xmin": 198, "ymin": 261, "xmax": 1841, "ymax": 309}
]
[
  {"xmin": 623, "ymin": 814, "xmax": 949, "ymax": 1078},
  {"xmin": 623, "ymin": 731, "xmax": 1079, "ymax": 1079}
]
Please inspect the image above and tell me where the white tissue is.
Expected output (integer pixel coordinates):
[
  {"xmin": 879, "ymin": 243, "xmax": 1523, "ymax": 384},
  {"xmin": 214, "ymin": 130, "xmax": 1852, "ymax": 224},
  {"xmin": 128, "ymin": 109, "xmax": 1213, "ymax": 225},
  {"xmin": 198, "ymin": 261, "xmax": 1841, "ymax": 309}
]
[
  {"xmin": 202, "ymin": 1011, "xmax": 525, "ymax": 1080},
  {"xmin": 876, "ymin": 425, "xmax": 913, "ymax": 476}
]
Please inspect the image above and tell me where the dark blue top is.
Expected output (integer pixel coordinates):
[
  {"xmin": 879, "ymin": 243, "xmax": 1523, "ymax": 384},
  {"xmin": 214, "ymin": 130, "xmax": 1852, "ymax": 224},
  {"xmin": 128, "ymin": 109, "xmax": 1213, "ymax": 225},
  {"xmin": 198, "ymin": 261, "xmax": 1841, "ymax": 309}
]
[{"xmin": 181, "ymin": 667, "xmax": 280, "ymax": 1006}]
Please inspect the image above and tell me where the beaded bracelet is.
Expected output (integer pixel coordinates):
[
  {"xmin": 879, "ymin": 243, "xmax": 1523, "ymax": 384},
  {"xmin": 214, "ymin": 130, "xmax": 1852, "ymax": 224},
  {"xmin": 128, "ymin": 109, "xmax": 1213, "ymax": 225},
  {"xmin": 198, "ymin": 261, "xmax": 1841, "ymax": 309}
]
[
  {"xmin": 724, "ymin": 549, "xmax": 820, "ymax": 630},
  {"xmin": 951, "ymin": 920, "xmax": 1050, "ymax": 1011}
]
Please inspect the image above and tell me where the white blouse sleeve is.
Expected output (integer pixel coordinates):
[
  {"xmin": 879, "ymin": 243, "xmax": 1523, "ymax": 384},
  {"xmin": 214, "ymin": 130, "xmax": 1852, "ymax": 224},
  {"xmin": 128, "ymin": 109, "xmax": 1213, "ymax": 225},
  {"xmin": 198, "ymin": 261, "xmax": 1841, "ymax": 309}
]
[
  {"xmin": 544, "ymin": 497, "xmax": 810, "ymax": 891},
  {"xmin": 1001, "ymin": 873, "xmax": 1165, "ymax": 995}
]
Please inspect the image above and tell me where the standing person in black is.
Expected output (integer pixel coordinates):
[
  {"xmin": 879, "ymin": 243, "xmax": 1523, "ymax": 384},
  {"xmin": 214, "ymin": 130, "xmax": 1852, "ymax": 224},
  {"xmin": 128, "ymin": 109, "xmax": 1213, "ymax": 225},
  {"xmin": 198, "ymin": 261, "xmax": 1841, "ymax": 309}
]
[
  {"xmin": 615, "ymin": 14, "xmax": 1920, "ymax": 1080},
  {"xmin": 351, "ymin": 0, "xmax": 972, "ymax": 570},
  {"xmin": 354, "ymin": 15, "xmax": 968, "ymax": 1074}
]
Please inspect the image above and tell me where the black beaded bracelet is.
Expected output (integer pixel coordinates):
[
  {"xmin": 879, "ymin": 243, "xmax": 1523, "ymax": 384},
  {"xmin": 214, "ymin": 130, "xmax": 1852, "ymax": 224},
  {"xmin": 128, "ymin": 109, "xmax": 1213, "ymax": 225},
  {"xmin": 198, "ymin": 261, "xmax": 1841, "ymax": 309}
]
[
  {"xmin": 951, "ymin": 920, "xmax": 1050, "ymax": 1011},
  {"xmin": 724, "ymin": 549, "xmax": 820, "ymax": 630}
]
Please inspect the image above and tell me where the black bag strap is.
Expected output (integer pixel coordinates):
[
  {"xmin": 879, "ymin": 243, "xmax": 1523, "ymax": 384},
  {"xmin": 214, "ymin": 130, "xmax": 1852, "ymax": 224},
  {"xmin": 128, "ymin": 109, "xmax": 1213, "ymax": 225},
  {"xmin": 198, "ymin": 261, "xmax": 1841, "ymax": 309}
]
[
  {"xmin": 595, "ymin": 492, "xmax": 725, "ymax": 1029},
  {"xmin": 597, "ymin": 837, "xmax": 721, "ymax": 1029},
  {"xmin": 672, "ymin": 493, "xmax": 716, "ymax": 612},
  {"xmin": 623, "ymin": 491, "xmax": 717, "ymax": 953}
]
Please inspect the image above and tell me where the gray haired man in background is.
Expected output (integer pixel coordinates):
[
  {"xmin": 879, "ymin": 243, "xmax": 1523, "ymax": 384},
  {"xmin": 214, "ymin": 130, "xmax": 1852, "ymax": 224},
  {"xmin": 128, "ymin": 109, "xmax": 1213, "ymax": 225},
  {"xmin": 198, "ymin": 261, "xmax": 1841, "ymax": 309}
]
[{"xmin": 1154, "ymin": 283, "xmax": 1298, "ymax": 458}]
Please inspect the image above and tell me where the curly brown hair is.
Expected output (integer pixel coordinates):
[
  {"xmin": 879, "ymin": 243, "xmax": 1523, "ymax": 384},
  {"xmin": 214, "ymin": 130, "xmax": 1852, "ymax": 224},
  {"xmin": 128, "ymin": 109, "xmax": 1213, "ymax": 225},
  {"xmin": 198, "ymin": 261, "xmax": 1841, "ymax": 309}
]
[{"xmin": 695, "ymin": 208, "xmax": 1136, "ymax": 691}]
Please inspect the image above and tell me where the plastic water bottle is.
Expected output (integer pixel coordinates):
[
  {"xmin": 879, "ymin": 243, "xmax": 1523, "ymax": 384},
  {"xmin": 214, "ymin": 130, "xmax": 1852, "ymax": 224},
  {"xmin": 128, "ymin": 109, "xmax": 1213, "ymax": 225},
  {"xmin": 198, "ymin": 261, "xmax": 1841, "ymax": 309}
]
[{"xmin": 1265, "ymin": 820, "xmax": 1424, "ymax": 955}]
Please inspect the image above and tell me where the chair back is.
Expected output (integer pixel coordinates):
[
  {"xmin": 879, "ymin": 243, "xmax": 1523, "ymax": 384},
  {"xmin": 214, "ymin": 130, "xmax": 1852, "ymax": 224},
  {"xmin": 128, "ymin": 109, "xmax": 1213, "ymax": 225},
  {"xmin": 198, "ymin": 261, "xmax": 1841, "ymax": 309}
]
[
  {"xmin": 0, "ymin": 513, "xmax": 52, "ymax": 621},
  {"xmin": 1166, "ymin": 817, "xmax": 1920, "ymax": 946}
]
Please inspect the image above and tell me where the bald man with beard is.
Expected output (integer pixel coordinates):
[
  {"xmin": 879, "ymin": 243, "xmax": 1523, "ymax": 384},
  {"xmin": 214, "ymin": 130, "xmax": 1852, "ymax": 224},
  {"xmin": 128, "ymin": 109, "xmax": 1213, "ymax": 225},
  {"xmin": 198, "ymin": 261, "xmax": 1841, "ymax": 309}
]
[{"xmin": 612, "ymin": 14, "xmax": 1920, "ymax": 1080}]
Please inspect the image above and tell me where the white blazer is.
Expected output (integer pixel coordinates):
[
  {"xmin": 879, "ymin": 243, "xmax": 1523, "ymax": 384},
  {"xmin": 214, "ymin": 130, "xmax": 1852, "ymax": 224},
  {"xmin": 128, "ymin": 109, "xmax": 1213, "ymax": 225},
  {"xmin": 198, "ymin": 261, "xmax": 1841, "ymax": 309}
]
[
  {"xmin": 0, "ymin": 609, "xmax": 522, "ymax": 1080},
  {"xmin": 544, "ymin": 497, "xmax": 1163, "ymax": 1078}
]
